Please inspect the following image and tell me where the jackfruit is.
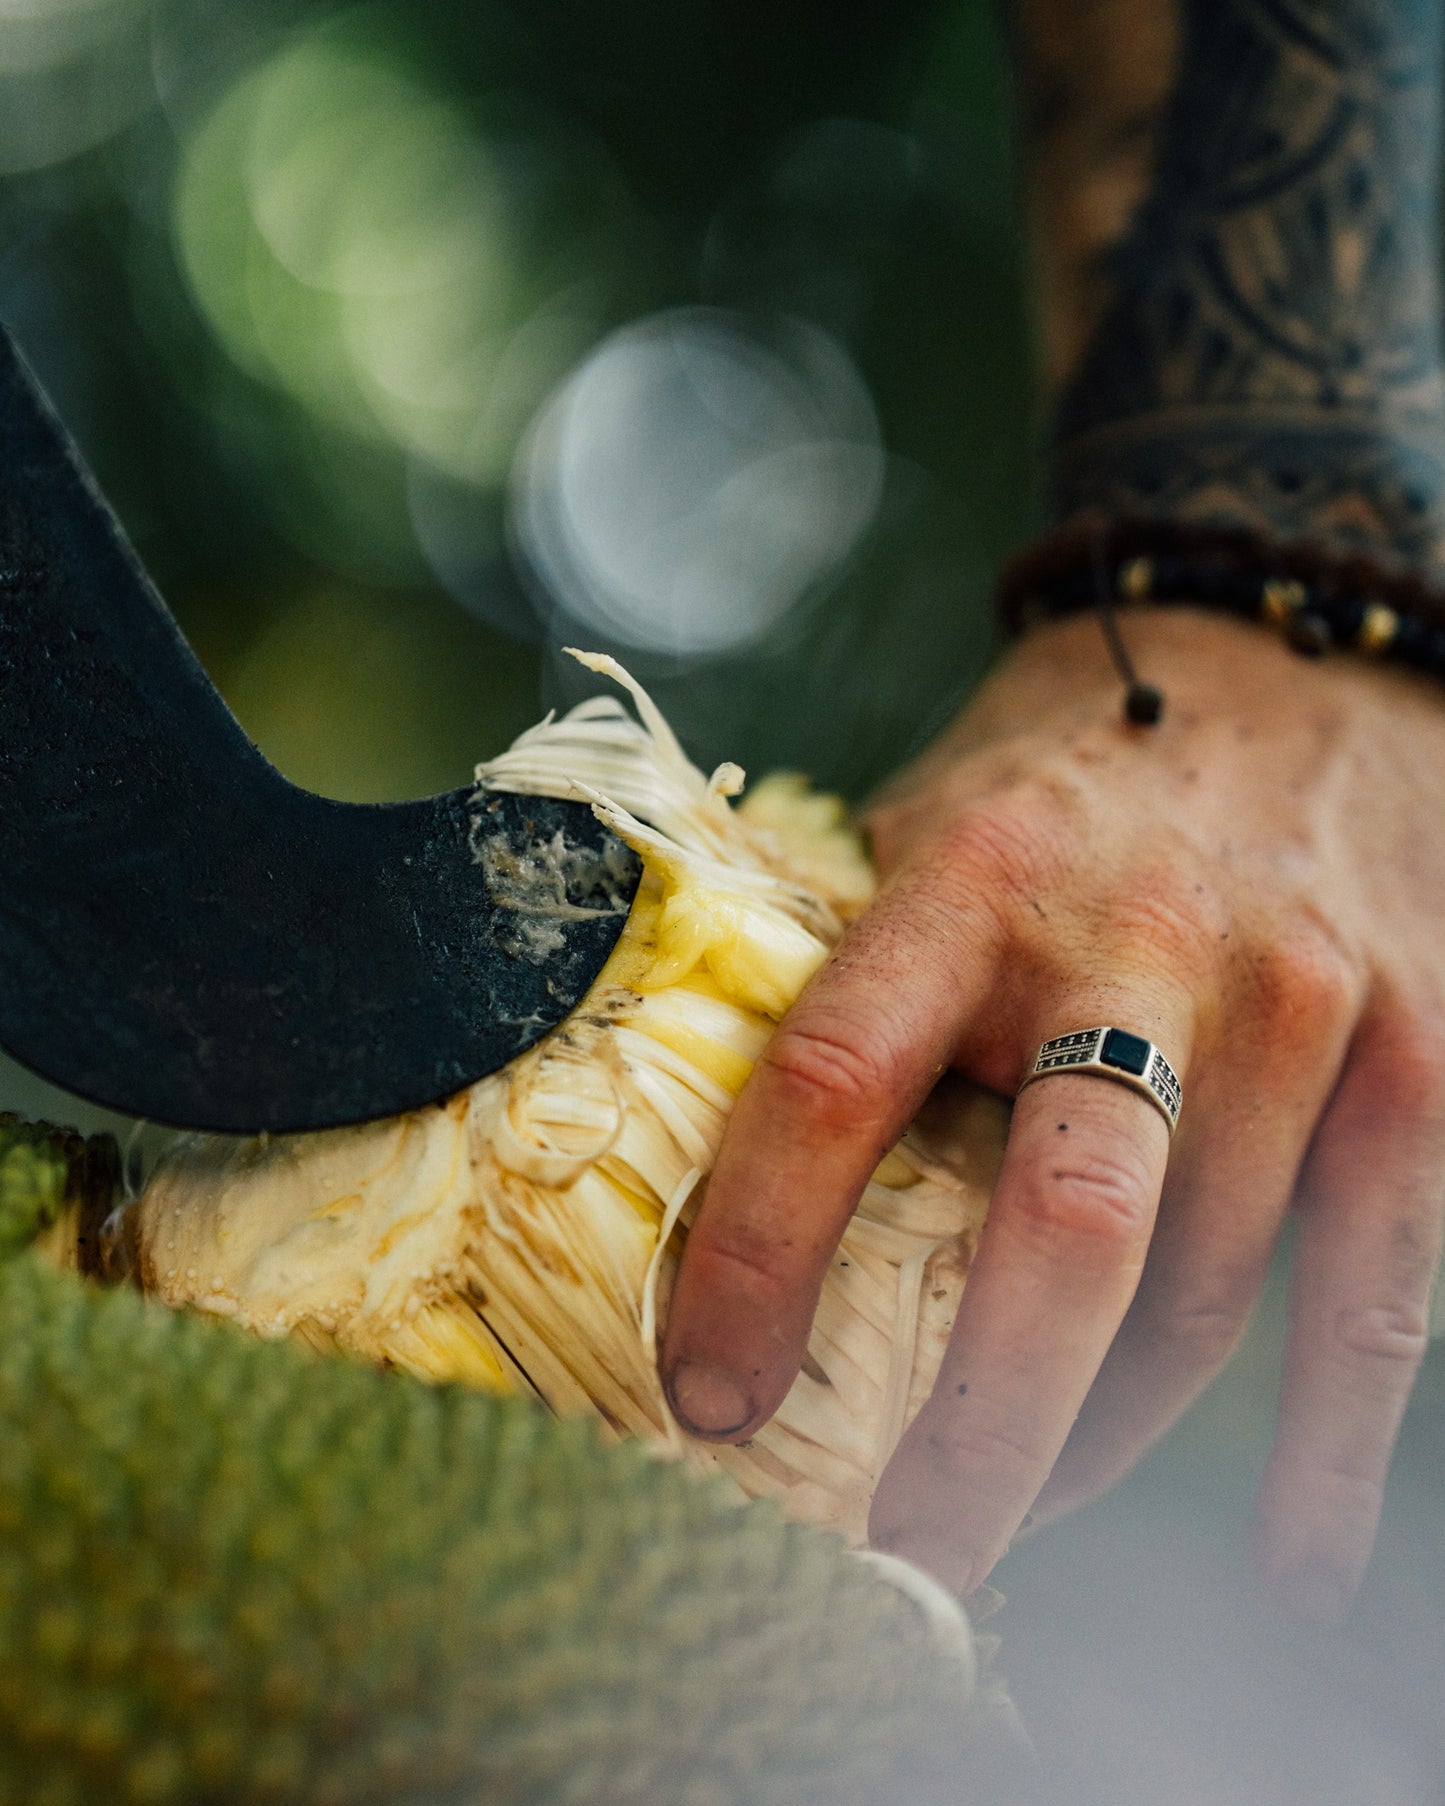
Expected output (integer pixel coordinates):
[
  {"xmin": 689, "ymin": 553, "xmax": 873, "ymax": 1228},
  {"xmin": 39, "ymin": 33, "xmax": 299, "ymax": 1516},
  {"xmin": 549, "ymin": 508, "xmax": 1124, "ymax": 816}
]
[
  {"xmin": 0, "ymin": 1238, "xmax": 1016, "ymax": 1805},
  {"xmin": 135, "ymin": 656, "xmax": 1008, "ymax": 1545}
]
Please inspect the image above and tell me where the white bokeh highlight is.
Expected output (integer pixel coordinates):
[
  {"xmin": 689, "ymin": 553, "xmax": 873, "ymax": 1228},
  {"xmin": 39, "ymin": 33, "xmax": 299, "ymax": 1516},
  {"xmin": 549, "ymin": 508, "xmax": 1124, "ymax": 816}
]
[{"xmin": 511, "ymin": 308, "xmax": 885, "ymax": 656}]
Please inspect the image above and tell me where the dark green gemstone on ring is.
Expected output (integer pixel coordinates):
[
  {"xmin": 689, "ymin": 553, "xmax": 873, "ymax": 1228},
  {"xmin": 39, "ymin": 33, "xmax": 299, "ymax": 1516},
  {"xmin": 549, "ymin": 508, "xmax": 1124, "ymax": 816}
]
[{"xmin": 1100, "ymin": 1028, "xmax": 1151, "ymax": 1076}]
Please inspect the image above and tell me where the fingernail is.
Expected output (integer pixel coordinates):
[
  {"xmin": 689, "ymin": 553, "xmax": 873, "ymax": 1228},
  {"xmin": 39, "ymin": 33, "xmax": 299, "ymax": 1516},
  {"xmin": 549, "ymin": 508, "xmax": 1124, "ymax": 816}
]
[{"xmin": 666, "ymin": 1360, "xmax": 754, "ymax": 1437}]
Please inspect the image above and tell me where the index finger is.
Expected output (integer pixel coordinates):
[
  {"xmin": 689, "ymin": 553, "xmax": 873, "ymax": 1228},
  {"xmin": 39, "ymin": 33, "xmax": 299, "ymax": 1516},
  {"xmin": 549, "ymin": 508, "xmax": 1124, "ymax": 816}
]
[{"xmin": 660, "ymin": 861, "xmax": 1004, "ymax": 1441}]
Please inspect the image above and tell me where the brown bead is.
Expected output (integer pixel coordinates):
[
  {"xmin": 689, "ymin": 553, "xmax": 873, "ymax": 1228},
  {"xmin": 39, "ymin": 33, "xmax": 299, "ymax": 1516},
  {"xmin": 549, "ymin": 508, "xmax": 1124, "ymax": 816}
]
[
  {"xmin": 1262, "ymin": 577, "xmax": 1308, "ymax": 625},
  {"xmin": 1357, "ymin": 602, "xmax": 1399, "ymax": 654}
]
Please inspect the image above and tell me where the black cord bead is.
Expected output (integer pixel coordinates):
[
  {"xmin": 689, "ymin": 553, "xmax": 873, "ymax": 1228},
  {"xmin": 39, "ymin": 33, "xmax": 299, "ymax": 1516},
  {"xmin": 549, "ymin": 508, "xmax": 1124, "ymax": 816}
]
[
  {"xmin": 1124, "ymin": 682, "xmax": 1165, "ymax": 725},
  {"xmin": 1285, "ymin": 610, "xmax": 1333, "ymax": 656}
]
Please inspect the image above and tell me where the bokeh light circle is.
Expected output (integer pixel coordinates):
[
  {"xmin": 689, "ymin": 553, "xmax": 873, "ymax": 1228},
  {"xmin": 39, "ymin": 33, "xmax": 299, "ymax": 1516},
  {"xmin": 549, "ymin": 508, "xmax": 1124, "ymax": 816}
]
[
  {"xmin": 511, "ymin": 307, "xmax": 885, "ymax": 657},
  {"xmin": 0, "ymin": 0, "xmax": 159, "ymax": 171}
]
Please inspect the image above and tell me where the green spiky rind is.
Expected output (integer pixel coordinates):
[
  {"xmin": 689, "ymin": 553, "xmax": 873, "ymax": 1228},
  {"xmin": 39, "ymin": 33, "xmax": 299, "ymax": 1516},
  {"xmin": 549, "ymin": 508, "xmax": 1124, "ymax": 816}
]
[{"xmin": 0, "ymin": 1254, "xmax": 991, "ymax": 1806}]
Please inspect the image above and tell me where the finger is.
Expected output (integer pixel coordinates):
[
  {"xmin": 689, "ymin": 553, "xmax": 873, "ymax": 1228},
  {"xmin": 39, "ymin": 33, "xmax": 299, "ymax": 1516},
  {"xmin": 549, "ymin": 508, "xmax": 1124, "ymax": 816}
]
[
  {"xmin": 1034, "ymin": 985, "xmax": 1355, "ymax": 1522},
  {"xmin": 661, "ymin": 856, "xmax": 1006, "ymax": 1442},
  {"xmin": 1251, "ymin": 1009, "xmax": 1445, "ymax": 1622},
  {"xmin": 870, "ymin": 998, "xmax": 1189, "ymax": 1594}
]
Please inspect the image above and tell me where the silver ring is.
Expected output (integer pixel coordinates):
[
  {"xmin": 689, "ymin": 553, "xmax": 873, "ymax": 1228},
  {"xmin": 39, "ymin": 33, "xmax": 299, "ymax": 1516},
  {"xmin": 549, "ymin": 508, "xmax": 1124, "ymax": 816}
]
[{"xmin": 1019, "ymin": 1027, "xmax": 1181, "ymax": 1135}]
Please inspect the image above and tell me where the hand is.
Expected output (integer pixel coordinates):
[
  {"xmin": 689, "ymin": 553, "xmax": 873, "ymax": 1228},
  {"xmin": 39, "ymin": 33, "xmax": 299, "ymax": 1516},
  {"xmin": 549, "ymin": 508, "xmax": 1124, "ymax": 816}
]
[{"xmin": 660, "ymin": 607, "xmax": 1445, "ymax": 1621}]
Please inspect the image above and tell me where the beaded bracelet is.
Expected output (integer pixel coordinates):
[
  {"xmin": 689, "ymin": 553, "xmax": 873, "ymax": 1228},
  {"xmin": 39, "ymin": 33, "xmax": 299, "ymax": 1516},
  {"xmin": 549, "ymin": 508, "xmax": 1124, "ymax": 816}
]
[{"xmin": 997, "ymin": 517, "xmax": 1445, "ymax": 724}]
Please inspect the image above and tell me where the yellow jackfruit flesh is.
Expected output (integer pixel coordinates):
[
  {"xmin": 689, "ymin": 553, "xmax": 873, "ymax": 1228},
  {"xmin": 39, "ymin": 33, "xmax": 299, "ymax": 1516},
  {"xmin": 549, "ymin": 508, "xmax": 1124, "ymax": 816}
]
[{"xmin": 136, "ymin": 654, "xmax": 1007, "ymax": 1544}]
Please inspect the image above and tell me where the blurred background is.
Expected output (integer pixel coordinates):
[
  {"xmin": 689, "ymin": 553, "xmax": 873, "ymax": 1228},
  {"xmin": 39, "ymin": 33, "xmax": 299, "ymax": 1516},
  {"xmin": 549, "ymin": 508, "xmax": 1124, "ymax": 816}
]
[
  {"xmin": 0, "ymin": 0, "xmax": 1031, "ymax": 804},
  {"xmin": 1, "ymin": 4, "xmax": 1442, "ymax": 1802}
]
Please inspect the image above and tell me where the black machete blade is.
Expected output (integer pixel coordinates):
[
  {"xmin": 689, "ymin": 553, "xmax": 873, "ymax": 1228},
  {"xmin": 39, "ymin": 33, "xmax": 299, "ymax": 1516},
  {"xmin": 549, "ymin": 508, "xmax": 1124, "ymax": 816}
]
[{"xmin": 0, "ymin": 326, "xmax": 640, "ymax": 1133}]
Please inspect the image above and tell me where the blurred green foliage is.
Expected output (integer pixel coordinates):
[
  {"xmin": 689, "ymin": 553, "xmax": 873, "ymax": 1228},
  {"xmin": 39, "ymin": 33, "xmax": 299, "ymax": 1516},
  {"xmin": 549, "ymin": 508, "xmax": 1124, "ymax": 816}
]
[{"xmin": 0, "ymin": 0, "xmax": 1034, "ymax": 800}]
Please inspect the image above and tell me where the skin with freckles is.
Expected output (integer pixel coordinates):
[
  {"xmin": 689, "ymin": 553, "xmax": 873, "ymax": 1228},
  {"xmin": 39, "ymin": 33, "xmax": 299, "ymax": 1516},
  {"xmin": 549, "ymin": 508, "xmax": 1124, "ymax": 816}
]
[
  {"xmin": 866, "ymin": 609, "xmax": 1445, "ymax": 1605},
  {"xmin": 667, "ymin": 606, "xmax": 1445, "ymax": 1615},
  {"xmin": 663, "ymin": 0, "xmax": 1445, "ymax": 1620}
]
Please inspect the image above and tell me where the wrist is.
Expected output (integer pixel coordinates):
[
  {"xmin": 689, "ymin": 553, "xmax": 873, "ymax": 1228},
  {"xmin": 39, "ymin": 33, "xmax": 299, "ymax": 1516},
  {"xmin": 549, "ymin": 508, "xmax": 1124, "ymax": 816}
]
[
  {"xmin": 1013, "ymin": 0, "xmax": 1445, "ymax": 572},
  {"xmin": 997, "ymin": 517, "xmax": 1445, "ymax": 715},
  {"xmin": 1004, "ymin": 598, "xmax": 1444, "ymax": 729}
]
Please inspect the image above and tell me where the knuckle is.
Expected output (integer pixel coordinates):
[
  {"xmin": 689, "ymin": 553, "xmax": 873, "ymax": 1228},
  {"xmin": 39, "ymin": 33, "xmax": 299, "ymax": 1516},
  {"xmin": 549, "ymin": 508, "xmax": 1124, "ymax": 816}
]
[
  {"xmin": 1107, "ymin": 871, "xmax": 1224, "ymax": 971},
  {"xmin": 922, "ymin": 1391, "xmax": 1051, "ymax": 1488},
  {"xmin": 1012, "ymin": 1146, "xmax": 1155, "ymax": 1256},
  {"xmin": 1254, "ymin": 926, "xmax": 1361, "ymax": 1045},
  {"xmin": 688, "ymin": 1234, "xmax": 797, "ymax": 1312},
  {"xmin": 759, "ymin": 1016, "xmax": 894, "ymax": 1130},
  {"xmin": 1276, "ymin": 1444, "xmax": 1387, "ymax": 1520},
  {"xmin": 1332, "ymin": 1301, "xmax": 1431, "ymax": 1375},
  {"xmin": 1364, "ymin": 1015, "xmax": 1445, "ymax": 1123},
  {"xmin": 1312, "ymin": 1460, "xmax": 1387, "ymax": 1526},
  {"xmin": 862, "ymin": 802, "xmax": 908, "ymax": 874},
  {"xmin": 1140, "ymin": 1293, "xmax": 1250, "ymax": 1369},
  {"xmin": 1261, "ymin": 1449, "xmax": 1385, "ymax": 1554},
  {"xmin": 931, "ymin": 790, "xmax": 1069, "ymax": 905}
]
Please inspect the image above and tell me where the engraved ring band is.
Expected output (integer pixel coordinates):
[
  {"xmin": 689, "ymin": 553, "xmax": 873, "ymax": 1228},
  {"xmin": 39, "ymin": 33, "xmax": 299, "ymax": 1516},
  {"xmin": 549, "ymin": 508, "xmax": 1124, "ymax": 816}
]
[{"xmin": 1019, "ymin": 1027, "xmax": 1182, "ymax": 1137}]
